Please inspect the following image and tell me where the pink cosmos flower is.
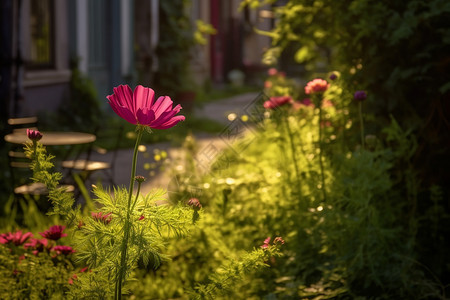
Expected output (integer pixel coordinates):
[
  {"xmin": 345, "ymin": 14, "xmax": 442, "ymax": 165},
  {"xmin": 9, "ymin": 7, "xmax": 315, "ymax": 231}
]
[
  {"xmin": 305, "ymin": 79, "xmax": 330, "ymax": 94},
  {"xmin": 26, "ymin": 129, "xmax": 42, "ymax": 141},
  {"xmin": 0, "ymin": 230, "xmax": 33, "ymax": 246},
  {"xmin": 53, "ymin": 245, "xmax": 75, "ymax": 256},
  {"xmin": 40, "ymin": 225, "xmax": 67, "ymax": 241},
  {"xmin": 263, "ymin": 96, "xmax": 293, "ymax": 110},
  {"xmin": 107, "ymin": 85, "xmax": 185, "ymax": 129}
]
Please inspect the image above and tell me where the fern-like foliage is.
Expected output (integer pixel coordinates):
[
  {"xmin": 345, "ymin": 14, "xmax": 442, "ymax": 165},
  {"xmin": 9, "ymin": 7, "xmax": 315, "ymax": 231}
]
[
  {"xmin": 69, "ymin": 185, "xmax": 193, "ymax": 298},
  {"xmin": 24, "ymin": 140, "xmax": 196, "ymax": 298},
  {"xmin": 24, "ymin": 142, "xmax": 80, "ymax": 226},
  {"xmin": 193, "ymin": 246, "xmax": 283, "ymax": 299}
]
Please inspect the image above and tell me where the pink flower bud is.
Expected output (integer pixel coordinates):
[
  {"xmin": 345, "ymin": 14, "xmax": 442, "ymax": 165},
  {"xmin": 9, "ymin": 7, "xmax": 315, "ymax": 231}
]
[{"xmin": 26, "ymin": 129, "xmax": 42, "ymax": 141}]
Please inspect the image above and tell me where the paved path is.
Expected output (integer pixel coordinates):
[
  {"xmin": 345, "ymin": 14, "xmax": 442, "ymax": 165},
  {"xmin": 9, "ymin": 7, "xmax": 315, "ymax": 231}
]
[{"xmin": 87, "ymin": 92, "xmax": 260, "ymax": 196}]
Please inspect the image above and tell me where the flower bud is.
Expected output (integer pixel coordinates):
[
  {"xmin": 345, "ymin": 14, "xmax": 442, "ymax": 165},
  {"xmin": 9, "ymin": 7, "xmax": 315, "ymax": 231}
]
[
  {"xmin": 188, "ymin": 198, "xmax": 202, "ymax": 210},
  {"xmin": 135, "ymin": 175, "xmax": 146, "ymax": 183},
  {"xmin": 26, "ymin": 129, "xmax": 42, "ymax": 141},
  {"xmin": 354, "ymin": 90, "xmax": 367, "ymax": 101}
]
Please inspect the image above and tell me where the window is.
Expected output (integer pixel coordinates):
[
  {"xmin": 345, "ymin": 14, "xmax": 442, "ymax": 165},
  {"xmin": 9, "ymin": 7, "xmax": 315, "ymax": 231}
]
[{"xmin": 27, "ymin": 0, "xmax": 54, "ymax": 69}]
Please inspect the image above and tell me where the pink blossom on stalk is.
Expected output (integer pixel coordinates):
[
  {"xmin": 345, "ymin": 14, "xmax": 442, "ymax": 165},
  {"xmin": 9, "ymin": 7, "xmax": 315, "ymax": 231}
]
[
  {"xmin": 267, "ymin": 68, "xmax": 278, "ymax": 76},
  {"xmin": 53, "ymin": 245, "xmax": 75, "ymax": 256},
  {"xmin": 39, "ymin": 225, "xmax": 67, "ymax": 241},
  {"xmin": 107, "ymin": 85, "xmax": 185, "ymax": 129},
  {"xmin": 261, "ymin": 236, "xmax": 271, "ymax": 249},
  {"xmin": 0, "ymin": 231, "xmax": 33, "ymax": 246},
  {"xmin": 188, "ymin": 198, "xmax": 202, "ymax": 210},
  {"xmin": 26, "ymin": 129, "xmax": 42, "ymax": 141},
  {"xmin": 263, "ymin": 96, "xmax": 293, "ymax": 110},
  {"xmin": 304, "ymin": 79, "xmax": 330, "ymax": 94}
]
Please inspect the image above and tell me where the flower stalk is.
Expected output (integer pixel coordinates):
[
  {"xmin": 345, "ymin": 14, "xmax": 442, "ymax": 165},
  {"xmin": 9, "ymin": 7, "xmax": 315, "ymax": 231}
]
[
  {"xmin": 318, "ymin": 101, "xmax": 327, "ymax": 203},
  {"xmin": 115, "ymin": 126, "xmax": 144, "ymax": 300},
  {"xmin": 282, "ymin": 112, "xmax": 302, "ymax": 197},
  {"xmin": 358, "ymin": 101, "xmax": 365, "ymax": 150}
]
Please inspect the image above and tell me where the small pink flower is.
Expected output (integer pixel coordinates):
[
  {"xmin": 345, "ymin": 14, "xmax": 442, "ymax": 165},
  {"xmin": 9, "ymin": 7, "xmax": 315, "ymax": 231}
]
[
  {"xmin": 92, "ymin": 212, "xmax": 112, "ymax": 224},
  {"xmin": 24, "ymin": 238, "xmax": 50, "ymax": 255},
  {"xmin": 301, "ymin": 98, "xmax": 313, "ymax": 106},
  {"xmin": 267, "ymin": 68, "xmax": 278, "ymax": 76},
  {"xmin": 261, "ymin": 236, "xmax": 271, "ymax": 249},
  {"xmin": 273, "ymin": 237, "xmax": 285, "ymax": 245},
  {"xmin": 188, "ymin": 198, "xmax": 202, "ymax": 210},
  {"xmin": 107, "ymin": 85, "xmax": 185, "ymax": 129},
  {"xmin": 26, "ymin": 129, "xmax": 43, "ymax": 141},
  {"xmin": 305, "ymin": 79, "xmax": 329, "ymax": 94},
  {"xmin": 0, "ymin": 231, "xmax": 33, "ymax": 246},
  {"xmin": 53, "ymin": 245, "xmax": 75, "ymax": 256},
  {"xmin": 68, "ymin": 274, "xmax": 77, "ymax": 285},
  {"xmin": 263, "ymin": 96, "xmax": 293, "ymax": 110},
  {"xmin": 40, "ymin": 225, "xmax": 67, "ymax": 241},
  {"xmin": 264, "ymin": 81, "xmax": 272, "ymax": 89}
]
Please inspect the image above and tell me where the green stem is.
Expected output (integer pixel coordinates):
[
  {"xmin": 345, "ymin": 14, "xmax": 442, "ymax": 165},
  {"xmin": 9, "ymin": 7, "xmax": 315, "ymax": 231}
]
[
  {"xmin": 318, "ymin": 104, "xmax": 327, "ymax": 202},
  {"xmin": 115, "ymin": 127, "xmax": 144, "ymax": 300},
  {"xmin": 359, "ymin": 101, "xmax": 365, "ymax": 150},
  {"xmin": 130, "ymin": 181, "xmax": 143, "ymax": 213},
  {"xmin": 283, "ymin": 113, "xmax": 302, "ymax": 197}
]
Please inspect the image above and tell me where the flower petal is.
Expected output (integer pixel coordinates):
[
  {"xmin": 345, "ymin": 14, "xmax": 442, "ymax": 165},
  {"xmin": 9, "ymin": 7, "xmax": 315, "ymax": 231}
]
[
  {"xmin": 136, "ymin": 107, "xmax": 155, "ymax": 125},
  {"xmin": 152, "ymin": 96, "xmax": 174, "ymax": 119},
  {"xmin": 114, "ymin": 105, "xmax": 138, "ymax": 124},
  {"xmin": 113, "ymin": 85, "xmax": 134, "ymax": 113},
  {"xmin": 152, "ymin": 115, "xmax": 185, "ymax": 129},
  {"xmin": 133, "ymin": 85, "xmax": 155, "ymax": 111}
]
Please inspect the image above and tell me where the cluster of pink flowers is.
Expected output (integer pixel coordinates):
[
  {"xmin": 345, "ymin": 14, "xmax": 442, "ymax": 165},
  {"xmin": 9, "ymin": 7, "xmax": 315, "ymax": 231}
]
[
  {"xmin": 304, "ymin": 78, "xmax": 330, "ymax": 94},
  {"xmin": 0, "ymin": 230, "xmax": 33, "ymax": 246},
  {"xmin": 261, "ymin": 236, "xmax": 285, "ymax": 249},
  {"xmin": 1, "ymin": 226, "xmax": 74, "ymax": 257},
  {"xmin": 263, "ymin": 95, "xmax": 293, "ymax": 110}
]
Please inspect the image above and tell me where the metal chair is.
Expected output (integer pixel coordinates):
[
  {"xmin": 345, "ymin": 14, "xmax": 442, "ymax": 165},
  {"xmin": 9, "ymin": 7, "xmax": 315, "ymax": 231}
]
[{"xmin": 62, "ymin": 125, "xmax": 124, "ymax": 188}]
